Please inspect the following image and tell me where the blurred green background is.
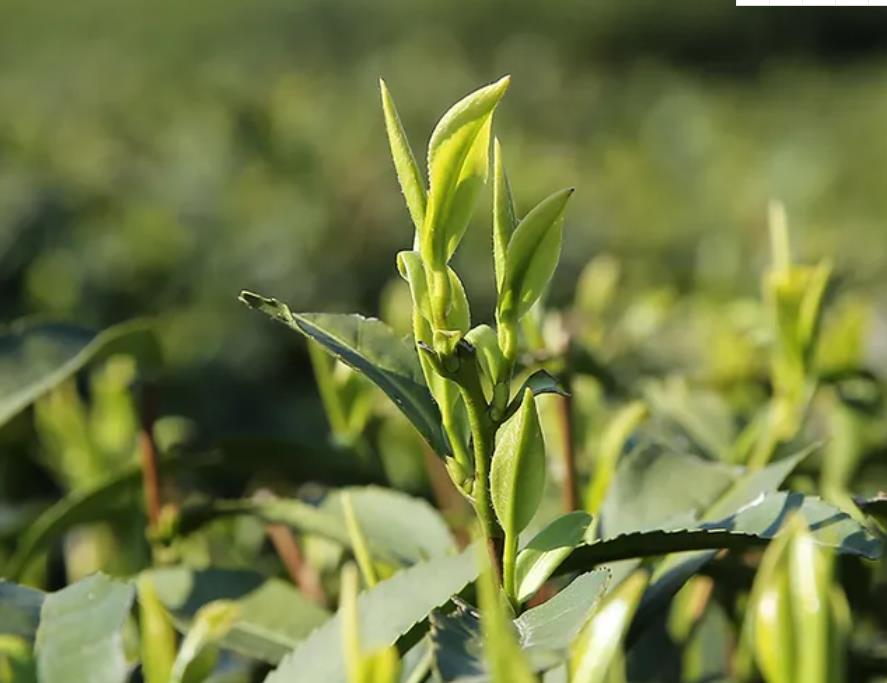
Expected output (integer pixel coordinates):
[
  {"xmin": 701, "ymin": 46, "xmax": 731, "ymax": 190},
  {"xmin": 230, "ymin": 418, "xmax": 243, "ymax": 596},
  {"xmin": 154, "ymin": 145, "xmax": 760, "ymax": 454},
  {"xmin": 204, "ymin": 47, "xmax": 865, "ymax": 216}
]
[{"xmin": 3, "ymin": 0, "xmax": 887, "ymax": 436}]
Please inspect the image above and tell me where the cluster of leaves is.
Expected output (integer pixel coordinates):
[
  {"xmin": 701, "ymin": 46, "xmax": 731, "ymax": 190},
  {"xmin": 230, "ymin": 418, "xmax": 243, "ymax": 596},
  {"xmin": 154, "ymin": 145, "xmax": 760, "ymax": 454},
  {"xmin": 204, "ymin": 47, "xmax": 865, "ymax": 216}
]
[{"xmin": 1, "ymin": 78, "xmax": 886, "ymax": 683}]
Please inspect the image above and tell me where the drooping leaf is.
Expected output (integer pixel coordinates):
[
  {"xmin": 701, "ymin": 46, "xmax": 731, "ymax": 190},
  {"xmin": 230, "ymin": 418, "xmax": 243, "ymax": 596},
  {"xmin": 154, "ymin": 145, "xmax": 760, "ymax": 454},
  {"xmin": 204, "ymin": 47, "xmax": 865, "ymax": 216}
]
[
  {"xmin": 240, "ymin": 293, "xmax": 448, "ymax": 456},
  {"xmin": 35, "ymin": 573, "xmax": 135, "ymax": 683},
  {"xmin": 423, "ymin": 77, "xmax": 510, "ymax": 268},
  {"xmin": 380, "ymin": 79, "xmax": 427, "ymax": 234},
  {"xmin": 498, "ymin": 188, "xmax": 573, "ymax": 321},
  {"xmin": 263, "ymin": 547, "xmax": 477, "ymax": 683},
  {"xmin": 148, "ymin": 567, "xmax": 330, "ymax": 665},
  {"xmin": 0, "ymin": 581, "xmax": 44, "ymax": 641},
  {"xmin": 492, "ymin": 138, "xmax": 517, "ymax": 294},
  {"xmin": 0, "ymin": 319, "xmax": 158, "ymax": 428}
]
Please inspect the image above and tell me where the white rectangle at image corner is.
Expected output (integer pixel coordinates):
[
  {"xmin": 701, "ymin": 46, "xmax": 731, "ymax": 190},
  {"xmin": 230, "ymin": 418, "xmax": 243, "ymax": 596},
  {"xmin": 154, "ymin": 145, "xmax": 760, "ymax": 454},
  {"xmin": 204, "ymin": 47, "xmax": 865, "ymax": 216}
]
[{"xmin": 736, "ymin": 0, "xmax": 769, "ymax": 5}]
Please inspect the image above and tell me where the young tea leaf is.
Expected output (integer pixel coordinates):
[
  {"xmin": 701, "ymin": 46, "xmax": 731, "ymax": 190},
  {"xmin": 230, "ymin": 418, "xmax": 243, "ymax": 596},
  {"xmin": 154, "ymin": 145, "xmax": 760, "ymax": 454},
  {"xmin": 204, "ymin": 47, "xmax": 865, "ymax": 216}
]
[
  {"xmin": 422, "ymin": 76, "xmax": 510, "ymax": 268},
  {"xmin": 491, "ymin": 389, "xmax": 546, "ymax": 537},
  {"xmin": 380, "ymin": 79, "xmax": 427, "ymax": 234},
  {"xmin": 498, "ymin": 188, "xmax": 573, "ymax": 321},
  {"xmin": 492, "ymin": 138, "xmax": 517, "ymax": 294}
]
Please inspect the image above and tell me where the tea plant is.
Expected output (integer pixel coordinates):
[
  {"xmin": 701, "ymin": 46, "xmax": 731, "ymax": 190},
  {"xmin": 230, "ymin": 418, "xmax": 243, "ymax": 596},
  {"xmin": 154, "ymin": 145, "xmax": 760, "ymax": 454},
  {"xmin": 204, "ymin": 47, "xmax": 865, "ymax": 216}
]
[{"xmin": 0, "ymin": 77, "xmax": 884, "ymax": 683}]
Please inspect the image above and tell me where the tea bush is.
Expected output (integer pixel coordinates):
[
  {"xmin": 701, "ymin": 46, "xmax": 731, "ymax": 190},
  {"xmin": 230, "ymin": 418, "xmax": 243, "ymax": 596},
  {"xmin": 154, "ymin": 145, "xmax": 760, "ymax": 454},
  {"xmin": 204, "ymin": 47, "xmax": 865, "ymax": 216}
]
[{"xmin": 0, "ymin": 77, "xmax": 885, "ymax": 683}]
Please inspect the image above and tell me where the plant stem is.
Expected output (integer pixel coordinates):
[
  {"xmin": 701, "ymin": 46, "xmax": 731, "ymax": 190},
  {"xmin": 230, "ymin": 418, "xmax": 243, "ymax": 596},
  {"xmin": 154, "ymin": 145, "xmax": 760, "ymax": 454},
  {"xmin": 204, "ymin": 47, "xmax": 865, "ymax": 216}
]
[
  {"xmin": 454, "ymin": 347, "xmax": 504, "ymax": 581},
  {"xmin": 139, "ymin": 383, "xmax": 162, "ymax": 531},
  {"xmin": 502, "ymin": 532, "xmax": 518, "ymax": 603},
  {"xmin": 557, "ymin": 371, "xmax": 579, "ymax": 511}
]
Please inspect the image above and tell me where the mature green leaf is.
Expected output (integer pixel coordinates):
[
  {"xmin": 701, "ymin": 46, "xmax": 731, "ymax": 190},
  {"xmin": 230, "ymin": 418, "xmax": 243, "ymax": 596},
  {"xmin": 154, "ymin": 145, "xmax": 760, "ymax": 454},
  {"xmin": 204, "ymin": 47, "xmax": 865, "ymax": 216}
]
[
  {"xmin": 499, "ymin": 188, "xmax": 573, "ymax": 320},
  {"xmin": 264, "ymin": 547, "xmax": 477, "ymax": 683},
  {"xmin": 240, "ymin": 293, "xmax": 448, "ymax": 455},
  {"xmin": 178, "ymin": 486, "xmax": 454, "ymax": 567},
  {"xmin": 431, "ymin": 570, "xmax": 610, "ymax": 682},
  {"xmin": 599, "ymin": 443, "xmax": 738, "ymax": 540},
  {"xmin": 515, "ymin": 570, "xmax": 610, "ymax": 654},
  {"xmin": 423, "ymin": 77, "xmax": 510, "ymax": 267},
  {"xmin": 515, "ymin": 512, "xmax": 593, "ymax": 603},
  {"xmin": 149, "ymin": 567, "xmax": 329, "ymax": 664},
  {"xmin": 5, "ymin": 460, "xmax": 148, "ymax": 579},
  {"xmin": 380, "ymin": 79, "xmax": 427, "ymax": 234},
  {"xmin": 0, "ymin": 581, "xmax": 44, "ymax": 641},
  {"xmin": 35, "ymin": 573, "xmax": 135, "ymax": 683},
  {"xmin": 324, "ymin": 486, "xmax": 455, "ymax": 563},
  {"xmin": 558, "ymin": 491, "xmax": 881, "ymax": 576},
  {"xmin": 7, "ymin": 437, "xmax": 380, "ymax": 580},
  {"xmin": 492, "ymin": 138, "xmax": 517, "ymax": 294},
  {"xmin": 0, "ymin": 319, "xmax": 158, "ymax": 428}
]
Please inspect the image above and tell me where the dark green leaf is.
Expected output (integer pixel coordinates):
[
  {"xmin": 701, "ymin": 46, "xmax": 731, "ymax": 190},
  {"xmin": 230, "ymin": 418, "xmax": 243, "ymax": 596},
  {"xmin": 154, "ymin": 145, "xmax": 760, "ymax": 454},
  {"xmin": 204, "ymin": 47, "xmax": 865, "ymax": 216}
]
[
  {"xmin": 502, "ymin": 371, "xmax": 568, "ymax": 421},
  {"xmin": 0, "ymin": 319, "xmax": 158, "ymax": 428},
  {"xmin": 148, "ymin": 567, "xmax": 330, "ymax": 664},
  {"xmin": 264, "ymin": 547, "xmax": 476, "ymax": 683},
  {"xmin": 35, "ymin": 573, "xmax": 134, "ymax": 683},
  {"xmin": 239, "ymin": 293, "xmax": 448, "ymax": 455},
  {"xmin": 0, "ymin": 581, "xmax": 45, "ymax": 641},
  {"xmin": 558, "ymin": 491, "xmax": 881, "ymax": 576},
  {"xmin": 431, "ymin": 570, "xmax": 610, "ymax": 682}
]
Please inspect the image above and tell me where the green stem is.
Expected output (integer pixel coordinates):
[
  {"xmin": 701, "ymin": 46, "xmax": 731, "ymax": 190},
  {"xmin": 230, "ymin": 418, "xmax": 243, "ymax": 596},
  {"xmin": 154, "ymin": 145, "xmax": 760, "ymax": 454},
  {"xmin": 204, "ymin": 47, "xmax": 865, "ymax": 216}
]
[
  {"xmin": 454, "ymin": 347, "xmax": 504, "ymax": 581},
  {"xmin": 502, "ymin": 531, "xmax": 518, "ymax": 603}
]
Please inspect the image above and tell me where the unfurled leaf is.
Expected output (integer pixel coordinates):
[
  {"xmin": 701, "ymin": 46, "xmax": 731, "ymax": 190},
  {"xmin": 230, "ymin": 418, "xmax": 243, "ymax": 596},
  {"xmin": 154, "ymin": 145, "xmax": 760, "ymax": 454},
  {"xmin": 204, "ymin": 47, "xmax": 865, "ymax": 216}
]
[
  {"xmin": 36, "ymin": 573, "xmax": 135, "ymax": 683},
  {"xmin": 492, "ymin": 138, "xmax": 517, "ymax": 294},
  {"xmin": 240, "ymin": 292, "xmax": 448, "ymax": 455},
  {"xmin": 137, "ymin": 576, "xmax": 176, "ymax": 683},
  {"xmin": 569, "ymin": 569, "xmax": 649, "ymax": 683},
  {"xmin": 264, "ymin": 547, "xmax": 476, "ymax": 683},
  {"xmin": 422, "ymin": 76, "xmax": 510, "ymax": 269},
  {"xmin": 498, "ymin": 188, "xmax": 573, "ymax": 321},
  {"xmin": 0, "ymin": 319, "xmax": 158, "ymax": 429},
  {"xmin": 148, "ymin": 567, "xmax": 330, "ymax": 665},
  {"xmin": 380, "ymin": 79, "xmax": 427, "ymax": 234}
]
